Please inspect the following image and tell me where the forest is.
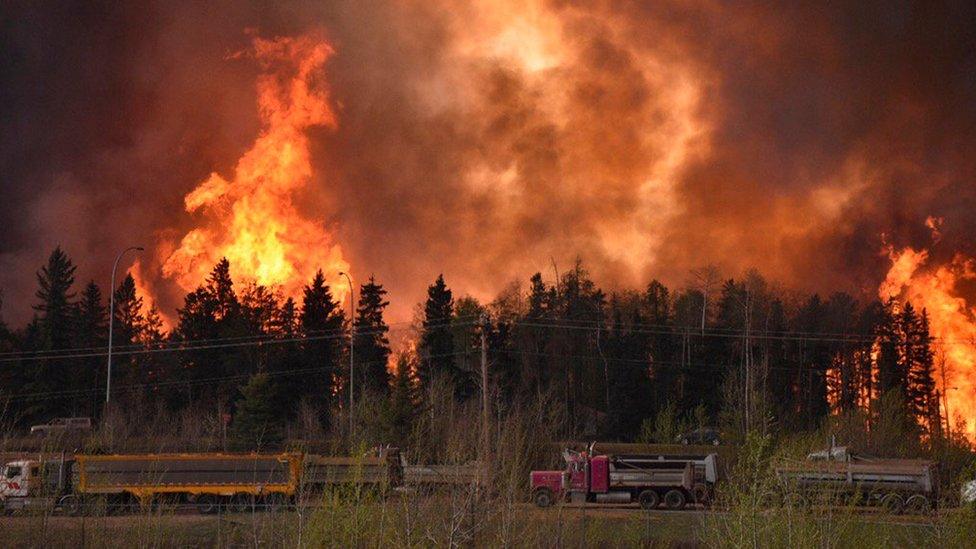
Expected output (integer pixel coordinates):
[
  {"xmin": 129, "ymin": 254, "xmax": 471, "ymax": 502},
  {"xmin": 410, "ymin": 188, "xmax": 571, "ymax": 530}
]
[{"xmin": 0, "ymin": 247, "xmax": 957, "ymax": 457}]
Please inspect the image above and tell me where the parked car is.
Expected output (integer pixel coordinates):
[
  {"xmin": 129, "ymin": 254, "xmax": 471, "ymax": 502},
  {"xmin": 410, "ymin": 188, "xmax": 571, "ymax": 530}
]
[
  {"xmin": 675, "ymin": 428, "xmax": 721, "ymax": 446},
  {"xmin": 29, "ymin": 417, "xmax": 92, "ymax": 436}
]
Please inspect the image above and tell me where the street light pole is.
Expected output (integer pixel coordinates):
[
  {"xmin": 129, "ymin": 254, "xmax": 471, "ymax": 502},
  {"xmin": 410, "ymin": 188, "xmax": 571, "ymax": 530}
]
[
  {"xmin": 339, "ymin": 272, "xmax": 355, "ymax": 436},
  {"xmin": 107, "ymin": 246, "xmax": 144, "ymax": 405}
]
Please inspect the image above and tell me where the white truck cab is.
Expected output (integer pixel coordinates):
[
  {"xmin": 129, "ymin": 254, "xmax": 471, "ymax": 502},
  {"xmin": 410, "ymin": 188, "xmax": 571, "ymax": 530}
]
[
  {"xmin": 0, "ymin": 458, "xmax": 72, "ymax": 514},
  {"xmin": 0, "ymin": 460, "xmax": 36, "ymax": 501}
]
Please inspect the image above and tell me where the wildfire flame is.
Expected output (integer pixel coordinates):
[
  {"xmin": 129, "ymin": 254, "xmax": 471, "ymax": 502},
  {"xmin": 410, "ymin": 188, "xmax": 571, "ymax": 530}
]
[
  {"xmin": 160, "ymin": 33, "xmax": 349, "ymax": 304},
  {"xmin": 880, "ymin": 237, "xmax": 976, "ymax": 439}
]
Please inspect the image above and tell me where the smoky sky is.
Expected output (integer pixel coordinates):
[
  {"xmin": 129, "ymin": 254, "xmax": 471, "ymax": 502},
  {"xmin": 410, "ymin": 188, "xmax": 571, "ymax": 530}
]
[{"xmin": 1, "ymin": 0, "xmax": 975, "ymax": 326}]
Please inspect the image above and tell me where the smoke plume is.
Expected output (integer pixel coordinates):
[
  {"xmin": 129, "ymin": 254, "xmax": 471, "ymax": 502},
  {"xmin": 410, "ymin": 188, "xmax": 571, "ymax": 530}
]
[{"xmin": 1, "ymin": 1, "xmax": 975, "ymax": 325}]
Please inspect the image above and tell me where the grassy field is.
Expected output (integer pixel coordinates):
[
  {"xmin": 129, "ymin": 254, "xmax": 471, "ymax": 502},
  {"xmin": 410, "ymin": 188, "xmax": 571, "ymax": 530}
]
[{"xmin": 2, "ymin": 502, "xmax": 970, "ymax": 548}]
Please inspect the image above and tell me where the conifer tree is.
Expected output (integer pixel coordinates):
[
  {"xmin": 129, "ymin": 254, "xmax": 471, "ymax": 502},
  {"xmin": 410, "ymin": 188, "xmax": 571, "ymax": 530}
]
[
  {"xmin": 111, "ymin": 273, "xmax": 146, "ymax": 390},
  {"xmin": 354, "ymin": 276, "xmax": 392, "ymax": 395},
  {"xmin": 230, "ymin": 372, "xmax": 284, "ymax": 450},
  {"xmin": 34, "ymin": 246, "xmax": 77, "ymax": 350},
  {"xmin": 520, "ymin": 272, "xmax": 555, "ymax": 396},
  {"xmin": 906, "ymin": 308, "xmax": 939, "ymax": 436},
  {"xmin": 113, "ymin": 273, "xmax": 145, "ymax": 347},
  {"xmin": 74, "ymin": 281, "xmax": 107, "ymax": 416},
  {"xmin": 174, "ymin": 258, "xmax": 246, "ymax": 406},
  {"xmin": 25, "ymin": 247, "xmax": 78, "ymax": 419},
  {"xmin": 417, "ymin": 275, "xmax": 456, "ymax": 395},
  {"xmin": 299, "ymin": 270, "xmax": 345, "ymax": 425}
]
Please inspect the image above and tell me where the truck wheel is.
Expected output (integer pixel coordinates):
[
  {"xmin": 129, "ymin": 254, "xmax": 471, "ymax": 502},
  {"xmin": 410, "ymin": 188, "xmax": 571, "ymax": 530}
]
[
  {"xmin": 59, "ymin": 495, "xmax": 82, "ymax": 516},
  {"xmin": 664, "ymin": 489, "xmax": 687, "ymax": 510},
  {"xmin": 533, "ymin": 488, "xmax": 554, "ymax": 508},
  {"xmin": 905, "ymin": 495, "xmax": 931, "ymax": 515},
  {"xmin": 881, "ymin": 493, "xmax": 904, "ymax": 515},
  {"xmin": 638, "ymin": 490, "xmax": 660, "ymax": 510},
  {"xmin": 196, "ymin": 495, "xmax": 219, "ymax": 515}
]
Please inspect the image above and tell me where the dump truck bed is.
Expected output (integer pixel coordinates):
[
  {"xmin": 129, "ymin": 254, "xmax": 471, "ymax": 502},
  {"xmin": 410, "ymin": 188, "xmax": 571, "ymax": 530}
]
[
  {"xmin": 75, "ymin": 453, "xmax": 301, "ymax": 498},
  {"xmin": 302, "ymin": 455, "xmax": 396, "ymax": 487},
  {"xmin": 775, "ymin": 458, "xmax": 935, "ymax": 494}
]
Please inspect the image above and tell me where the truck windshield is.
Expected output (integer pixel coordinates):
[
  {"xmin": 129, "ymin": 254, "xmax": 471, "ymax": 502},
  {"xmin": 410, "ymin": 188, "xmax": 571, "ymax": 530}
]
[{"xmin": 5, "ymin": 466, "xmax": 21, "ymax": 479}]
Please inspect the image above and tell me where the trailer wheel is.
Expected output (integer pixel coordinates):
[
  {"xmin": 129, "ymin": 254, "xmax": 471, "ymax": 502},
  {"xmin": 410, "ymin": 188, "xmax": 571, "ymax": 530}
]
[
  {"xmin": 59, "ymin": 495, "xmax": 82, "ymax": 517},
  {"xmin": 905, "ymin": 495, "xmax": 931, "ymax": 515},
  {"xmin": 196, "ymin": 495, "xmax": 219, "ymax": 515},
  {"xmin": 664, "ymin": 489, "xmax": 687, "ymax": 510},
  {"xmin": 533, "ymin": 488, "xmax": 554, "ymax": 508},
  {"xmin": 638, "ymin": 490, "xmax": 660, "ymax": 510},
  {"xmin": 881, "ymin": 493, "xmax": 904, "ymax": 515}
]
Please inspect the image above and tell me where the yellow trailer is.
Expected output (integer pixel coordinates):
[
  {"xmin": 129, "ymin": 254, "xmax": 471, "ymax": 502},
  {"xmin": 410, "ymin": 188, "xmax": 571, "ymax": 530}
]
[{"xmin": 70, "ymin": 453, "xmax": 302, "ymax": 513}]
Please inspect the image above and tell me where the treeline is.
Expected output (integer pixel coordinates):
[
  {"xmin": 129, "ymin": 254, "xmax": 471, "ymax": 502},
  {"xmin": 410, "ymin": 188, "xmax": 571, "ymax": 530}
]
[{"xmin": 0, "ymin": 248, "xmax": 950, "ymax": 451}]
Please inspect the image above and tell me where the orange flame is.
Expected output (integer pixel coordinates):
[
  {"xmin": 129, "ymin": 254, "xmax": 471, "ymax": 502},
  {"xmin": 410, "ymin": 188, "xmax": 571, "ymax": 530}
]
[
  {"xmin": 160, "ymin": 33, "xmax": 349, "ymax": 304},
  {"xmin": 880, "ymin": 240, "xmax": 976, "ymax": 439}
]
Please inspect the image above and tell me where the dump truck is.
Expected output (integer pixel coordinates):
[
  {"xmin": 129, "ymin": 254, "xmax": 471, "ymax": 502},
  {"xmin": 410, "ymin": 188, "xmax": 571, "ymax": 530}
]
[
  {"xmin": 1, "ymin": 453, "xmax": 302, "ymax": 515},
  {"xmin": 531, "ymin": 446, "xmax": 720, "ymax": 509},
  {"xmin": 774, "ymin": 447, "xmax": 937, "ymax": 514}
]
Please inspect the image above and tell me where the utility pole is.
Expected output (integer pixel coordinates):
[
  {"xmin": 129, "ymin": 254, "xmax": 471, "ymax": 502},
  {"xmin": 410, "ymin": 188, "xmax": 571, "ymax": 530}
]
[
  {"xmin": 106, "ymin": 246, "xmax": 143, "ymax": 405},
  {"xmin": 340, "ymin": 272, "xmax": 355, "ymax": 438},
  {"xmin": 480, "ymin": 313, "xmax": 490, "ymax": 486}
]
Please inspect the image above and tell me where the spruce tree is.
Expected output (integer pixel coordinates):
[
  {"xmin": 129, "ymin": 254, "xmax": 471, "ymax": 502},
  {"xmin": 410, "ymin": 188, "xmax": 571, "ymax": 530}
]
[
  {"xmin": 417, "ymin": 275, "xmax": 456, "ymax": 396},
  {"xmin": 74, "ymin": 281, "xmax": 107, "ymax": 416},
  {"xmin": 270, "ymin": 297, "xmax": 303, "ymax": 416},
  {"xmin": 26, "ymin": 247, "xmax": 78, "ymax": 419},
  {"xmin": 112, "ymin": 273, "xmax": 146, "ymax": 391},
  {"xmin": 230, "ymin": 372, "xmax": 284, "ymax": 450},
  {"xmin": 34, "ymin": 246, "xmax": 77, "ymax": 350},
  {"xmin": 906, "ymin": 308, "xmax": 939, "ymax": 436},
  {"xmin": 354, "ymin": 276, "xmax": 392, "ymax": 395},
  {"xmin": 299, "ymin": 270, "xmax": 345, "ymax": 425},
  {"xmin": 174, "ymin": 258, "xmax": 246, "ymax": 406},
  {"xmin": 113, "ymin": 274, "xmax": 145, "ymax": 347},
  {"xmin": 520, "ymin": 272, "xmax": 555, "ymax": 396}
]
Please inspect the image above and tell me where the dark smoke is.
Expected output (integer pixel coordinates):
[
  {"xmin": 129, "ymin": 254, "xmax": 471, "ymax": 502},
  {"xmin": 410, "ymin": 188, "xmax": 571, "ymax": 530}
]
[{"xmin": 1, "ymin": 0, "xmax": 974, "ymax": 325}]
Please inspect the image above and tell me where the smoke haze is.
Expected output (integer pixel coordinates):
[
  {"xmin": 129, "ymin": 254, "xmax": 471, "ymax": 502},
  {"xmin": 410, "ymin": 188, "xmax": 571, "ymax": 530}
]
[{"xmin": 2, "ymin": 1, "xmax": 975, "ymax": 324}]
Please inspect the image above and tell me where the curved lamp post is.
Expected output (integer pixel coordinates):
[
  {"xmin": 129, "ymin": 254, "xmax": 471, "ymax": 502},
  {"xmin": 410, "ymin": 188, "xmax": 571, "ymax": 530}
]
[{"xmin": 107, "ymin": 246, "xmax": 144, "ymax": 405}]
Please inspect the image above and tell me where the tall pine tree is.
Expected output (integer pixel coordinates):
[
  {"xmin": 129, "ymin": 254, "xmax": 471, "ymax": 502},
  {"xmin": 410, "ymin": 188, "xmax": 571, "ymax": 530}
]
[
  {"xmin": 73, "ymin": 281, "xmax": 107, "ymax": 416},
  {"xmin": 354, "ymin": 276, "xmax": 392, "ymax": 395},
  {"xmin": 25, "ymin": 247, "xmax": 78, "ymax": 419},
  {"xmin": 417, "ymin": 275, "xmax": 457, "ymax": 396},
  {"xmin": 299, "ymin": 270, "xmax": 345, "ymax": 425}
]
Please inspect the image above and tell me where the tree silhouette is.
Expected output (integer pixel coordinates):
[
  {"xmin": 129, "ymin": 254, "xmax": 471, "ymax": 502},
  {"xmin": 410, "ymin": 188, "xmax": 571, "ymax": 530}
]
[
  {"xmin": 300, "ymin": 270, "xmax": 345, "ymax": 426},
  {"xmin": 354, "ymin": 276, "xmax": 392, "ymax": 395},
  {"xmin": 417, "ymin": 274, "xmax": 456, "ymax": 396}
]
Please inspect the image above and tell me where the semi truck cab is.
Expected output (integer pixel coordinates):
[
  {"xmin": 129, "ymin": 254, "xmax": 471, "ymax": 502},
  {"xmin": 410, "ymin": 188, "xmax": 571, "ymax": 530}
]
[
  {"xmin": 1, "ymin": 460, "xmax": 33, "ymax": 499},
  {"xmin": 0, "ymin": 457, "xmax": 72, "ymax": 514}
]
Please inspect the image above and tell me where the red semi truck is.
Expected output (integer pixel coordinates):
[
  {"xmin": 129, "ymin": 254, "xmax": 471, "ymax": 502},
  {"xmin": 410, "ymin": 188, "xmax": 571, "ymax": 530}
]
[{"xmin": 531, "ymin": 447, "xmax": 719, "ymax": 510}]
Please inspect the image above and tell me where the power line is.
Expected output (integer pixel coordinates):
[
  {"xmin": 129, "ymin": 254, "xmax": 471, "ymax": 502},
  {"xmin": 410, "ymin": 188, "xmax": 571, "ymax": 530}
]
[
  {"xmin": 0, "ymin": 349, "xmax": 469, "ymax": 403},
  {"xmin": 0, "ymin": 314, "xmax": 481, "ymax": 359}
]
